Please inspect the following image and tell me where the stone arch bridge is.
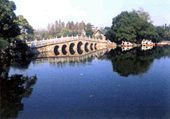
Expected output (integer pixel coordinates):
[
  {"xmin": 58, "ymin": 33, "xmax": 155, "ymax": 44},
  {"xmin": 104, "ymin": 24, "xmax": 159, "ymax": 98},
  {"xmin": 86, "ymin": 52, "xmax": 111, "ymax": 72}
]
[{"xmin": 27, "ymin": 36, "xmax": 117, "ymax": 57}]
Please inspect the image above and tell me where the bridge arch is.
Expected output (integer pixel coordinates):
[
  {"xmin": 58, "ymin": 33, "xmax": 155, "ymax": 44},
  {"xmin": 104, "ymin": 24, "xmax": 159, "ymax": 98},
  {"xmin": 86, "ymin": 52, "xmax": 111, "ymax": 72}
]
[
  {"xmin": 54, "ymin": 45, "xmax": 60, "ymax": 55},
  {"xmin": 69, "ymin": 43, "xmax": 75, "ymax": 55},
  {"xmin": 90, "ymin": 43, "xmax": 93, "ymax": 51},
  {"xmin": 94, "ymin": 43, "xmax": 97, "ymax": 50},
  {"xmin": 77, "ymin": 41, "xmax": 83, "ymax": 54},
  {"xmin": 85, "ymin": 42, "xmax": 89, "ymax": 52},
  {"xmin": 62, "ymin": 44, "xmax": 67, "ymax": 55}
]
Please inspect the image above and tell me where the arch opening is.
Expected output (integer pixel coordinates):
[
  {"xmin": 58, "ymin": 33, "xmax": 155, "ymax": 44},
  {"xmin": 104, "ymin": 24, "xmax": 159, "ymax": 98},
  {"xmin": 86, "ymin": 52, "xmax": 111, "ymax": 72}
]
[
  {"xmin": 62, "ymin": 45, "xmax": 67, "ymax": 55},
  {"xmin": 77, "ymin": 42, "xmax": 83, "ymax": 54},
  {"xmin": 69, "ymin": 43, "xmax": 75, "ymax": 55},
  {"xmin": 90, "ymin": 43, "xmax": 93, "ymax": 51},
  {"xmin": 85, "ymin": 42, "xmax": 89, "ymax": 52},
  {"xmin": 94, "ymin": 43, "xmax": 97, "ymax": 50},
  {"xmin": 54, "ymin": 45, "xmax": 60, "ymax": 55}
]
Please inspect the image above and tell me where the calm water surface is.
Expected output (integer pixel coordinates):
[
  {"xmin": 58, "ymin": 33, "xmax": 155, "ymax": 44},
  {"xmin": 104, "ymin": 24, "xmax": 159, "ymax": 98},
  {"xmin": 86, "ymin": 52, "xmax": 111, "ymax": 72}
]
[{"xmin": 1, "ymin": 46, "xmax": 170, "ymax": 119}]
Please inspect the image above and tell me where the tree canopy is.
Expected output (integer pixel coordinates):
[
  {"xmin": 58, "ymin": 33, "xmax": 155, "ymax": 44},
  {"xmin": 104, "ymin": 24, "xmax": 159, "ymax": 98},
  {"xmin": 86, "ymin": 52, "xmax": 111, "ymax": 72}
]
[
  {"xmin": 156, "ymin": 25, "xmax": 170, "ymax": 41},
  {"xmin": 15, "ymin": 15, "xmax": 34, "ymax": 41},
  {"xmin": 61, "ymin": 28, "xmax": 70, "ymax": 37},
  {"xmin": 109, "ymin": 11, "xmax": 157, "ymax": 43},
  {"xmin": 0, "ymin": 0, "xmax": 20, "ymax": 42},
  {"xmin": 105, "ymin": 9, "xmax": 165, "ymax": 43}
]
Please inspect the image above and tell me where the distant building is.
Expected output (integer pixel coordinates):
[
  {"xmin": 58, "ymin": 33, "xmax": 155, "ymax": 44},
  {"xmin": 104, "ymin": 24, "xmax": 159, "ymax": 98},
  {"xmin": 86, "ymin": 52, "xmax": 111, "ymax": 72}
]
[{"xmin": 92, "ymin": 28, "xmax": 106, "ymax": 40}]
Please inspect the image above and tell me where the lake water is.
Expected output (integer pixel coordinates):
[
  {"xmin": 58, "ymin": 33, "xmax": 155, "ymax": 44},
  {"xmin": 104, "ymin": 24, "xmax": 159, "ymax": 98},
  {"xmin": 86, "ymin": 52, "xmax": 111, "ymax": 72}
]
[{"xmin": 1, "ymin": 46, "xmax": 170, "ymax": 119}]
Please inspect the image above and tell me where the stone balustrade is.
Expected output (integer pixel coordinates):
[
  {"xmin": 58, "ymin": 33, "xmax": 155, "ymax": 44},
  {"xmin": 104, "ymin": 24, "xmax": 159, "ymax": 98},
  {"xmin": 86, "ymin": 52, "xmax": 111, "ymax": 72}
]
[{"xmin": 26, "ymin": 35, "xmax": 110, "ymax": 48}]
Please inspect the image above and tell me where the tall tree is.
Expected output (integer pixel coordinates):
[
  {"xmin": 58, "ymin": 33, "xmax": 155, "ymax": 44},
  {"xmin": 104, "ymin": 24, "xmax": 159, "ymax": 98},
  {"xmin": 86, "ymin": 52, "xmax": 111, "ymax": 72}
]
[
  {"xmin": 108, "ymin": 11, "xmax": 157, "ymax": 43},
  {"xmin": 86, "ymin": 23, "xmax": 93, "ymax": 37},
  {"xmin": 0, "ymin": 0, "xmax": 20, "ymax": 42}
]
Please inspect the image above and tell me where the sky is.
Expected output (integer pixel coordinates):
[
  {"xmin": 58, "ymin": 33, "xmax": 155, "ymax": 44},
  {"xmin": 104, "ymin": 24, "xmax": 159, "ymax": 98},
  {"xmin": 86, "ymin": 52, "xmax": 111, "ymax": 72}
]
[{"xmin": 12, "ymin": 0, "xmax": 170, "ymax": 30}]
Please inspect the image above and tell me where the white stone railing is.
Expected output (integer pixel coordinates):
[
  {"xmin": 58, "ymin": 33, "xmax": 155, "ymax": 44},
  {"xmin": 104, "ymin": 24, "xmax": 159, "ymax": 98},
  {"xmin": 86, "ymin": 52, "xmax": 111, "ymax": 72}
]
[{"xmin": 27, "ymin": 35, "xmax": 109, "ymax": 48}]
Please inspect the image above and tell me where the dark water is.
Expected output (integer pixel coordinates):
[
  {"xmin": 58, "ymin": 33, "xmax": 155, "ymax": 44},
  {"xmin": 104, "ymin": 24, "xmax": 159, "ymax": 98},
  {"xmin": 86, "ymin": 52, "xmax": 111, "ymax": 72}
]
[{"xmin": 1, "ymin": 46, "xmax": 170, "ymax": 119}]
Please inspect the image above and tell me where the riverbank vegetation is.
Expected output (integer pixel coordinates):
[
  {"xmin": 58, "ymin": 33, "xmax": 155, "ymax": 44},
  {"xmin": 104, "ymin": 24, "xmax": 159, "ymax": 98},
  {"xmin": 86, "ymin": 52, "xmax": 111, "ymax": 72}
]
[{"xmin": 105, "ymin": 8, "xmax": 170, "ymax": 43}]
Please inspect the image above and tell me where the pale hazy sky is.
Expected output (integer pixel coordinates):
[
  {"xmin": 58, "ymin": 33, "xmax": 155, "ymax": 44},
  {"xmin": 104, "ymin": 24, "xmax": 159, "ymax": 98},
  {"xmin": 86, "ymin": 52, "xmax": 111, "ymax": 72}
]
[{"xmin": 12, "ymin": 0, "xmax": 170, "ymax": 29}]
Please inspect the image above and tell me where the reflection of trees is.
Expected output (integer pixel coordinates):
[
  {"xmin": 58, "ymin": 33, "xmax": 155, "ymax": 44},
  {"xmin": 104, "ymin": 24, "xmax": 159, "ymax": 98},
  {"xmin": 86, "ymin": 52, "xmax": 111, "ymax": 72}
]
[
  {"xmin": 152, "ymin": 45, "xmax": 170, "ymax": 59},
  {"xmin": 0, "ymin": 60, "xmax": 37, "ymax": 119},
  {"xmin": 10, "ymin": 58, "xmax": 32, "ymax": 71},
  {"xmin": 107, "ymin": 46, "xmax": 170, "ymax": 77},
  {"xmin": 0, "ymin": 60, "xmax": 10, "ymax": 79},
  {"xmin": 0, "ymin": 74, "xmax": 37, "ymax": 119}
]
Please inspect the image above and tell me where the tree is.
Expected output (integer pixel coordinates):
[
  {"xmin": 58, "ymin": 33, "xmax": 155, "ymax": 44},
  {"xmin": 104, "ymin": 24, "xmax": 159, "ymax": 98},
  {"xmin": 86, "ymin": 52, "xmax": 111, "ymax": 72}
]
[
  {"xmin": 15, "ymin": 15, "xmax": 34, "ymax": 41},
  {"xmin": 108, "ymin": 11, "xmax": 157, "ymax": 43},
  {"xmin": 86, "ymin": 23, "xmax": 93, "ymax": 37},
  {"xmin": 61, "ymin": 28, "xmax": 70, "ymax": 37},
  {"xmin": 0, "ymin": 0, "xmax": 20, "ymax": 42},
  {"xmin": 105, "ymin": 28, "xmax": 116, "ymax": 42},
  {"xmin": 155, "ymin": 25, "xmax": 170, "ymax": 41}
]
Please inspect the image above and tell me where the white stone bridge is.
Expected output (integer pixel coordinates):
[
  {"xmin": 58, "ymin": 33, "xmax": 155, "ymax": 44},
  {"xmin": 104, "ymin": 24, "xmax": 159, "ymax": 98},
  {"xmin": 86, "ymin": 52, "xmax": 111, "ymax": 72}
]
[{"xmin": 26, "ymin": 36, "xmax": 117, "ymax": 56}]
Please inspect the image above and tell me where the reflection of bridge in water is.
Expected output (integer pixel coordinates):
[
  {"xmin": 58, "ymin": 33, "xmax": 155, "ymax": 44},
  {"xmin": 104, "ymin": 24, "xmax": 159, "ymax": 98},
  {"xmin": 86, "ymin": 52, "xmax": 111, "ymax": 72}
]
[
  {"xmin": 34, "ymin": 48, "xmax": 108, "ymax": 66},
  {"xmin": 27, "ymin": 36, "xmax": 117, "ymax": 56}
]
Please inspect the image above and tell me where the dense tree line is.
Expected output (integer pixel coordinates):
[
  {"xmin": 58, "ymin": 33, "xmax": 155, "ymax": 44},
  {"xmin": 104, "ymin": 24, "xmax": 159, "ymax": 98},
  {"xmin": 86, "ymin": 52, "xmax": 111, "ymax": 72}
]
[
  {"xmin": 0, "ymin": 0, "xmax": 34, "ymax": 49},
  {"xmin": 156, "ymin": 25, "xmax": 170, "ymax": 42},
  {"xmin": 34, "ymin": 20, "xmax": 93, "ymax": 40},
  {"xmin": 105, "ymin": 8, "xmax": 170, "ymax": 43}
]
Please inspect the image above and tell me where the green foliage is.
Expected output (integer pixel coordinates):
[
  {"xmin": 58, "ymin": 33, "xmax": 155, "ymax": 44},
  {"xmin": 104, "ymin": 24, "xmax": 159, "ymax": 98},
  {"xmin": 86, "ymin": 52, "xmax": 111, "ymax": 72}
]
[
  {"xmin": 70, "ymin": 31, "xmax": 78, "ymax": 36},
  {"xmin": 105, "ymin": 9, "xmax": 158, "ymax": 43},
  {"xmin": 86, "ymin": 23, "xmax": 93, "ymax": 36},
  {"xmin": 61, "ymin": 28, "xmax": 70, "ymax": 37},
  {"xmin": 86, "ymin": 29, "xmax": 93, "ymax": 37},
  {"xmin": 0, "ymin": 38, "xmax": 9, "ymax": 49},
  {"xmin": 113, "ymin": 11, "xmax": 157, "ymax": 42},
  {"xmin": 0, "ymin": 0, "xmax": 20, "ymax": 42},
  {"xmin": 13, "ymin": 39, "xmax": 33, "ymax": 56},
  {"xmin": 15, "ymin": 15, "xmax": 34, "ymax": 41},
  {"xmin": 105, "ymin": 27, "xmax": 116, "ymax": 42},
  {"xmin": 156, "ymin": 25, "xmax": 170, "ymax": 42}
]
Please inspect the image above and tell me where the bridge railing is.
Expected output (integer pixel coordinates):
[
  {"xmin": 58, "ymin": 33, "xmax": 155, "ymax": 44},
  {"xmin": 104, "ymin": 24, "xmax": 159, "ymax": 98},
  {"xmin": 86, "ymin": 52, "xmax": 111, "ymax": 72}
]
[{"xmin": 27, "ymin": 36, "xmax": 109, "ymax": 48}]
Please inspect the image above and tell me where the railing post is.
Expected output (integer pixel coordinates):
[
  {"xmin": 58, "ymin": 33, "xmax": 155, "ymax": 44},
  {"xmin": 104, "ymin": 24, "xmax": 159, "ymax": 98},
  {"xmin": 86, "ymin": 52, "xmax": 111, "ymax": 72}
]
[{"xmin": 67, "ymin": 35, "xmax": 68, "ymax": 41}]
